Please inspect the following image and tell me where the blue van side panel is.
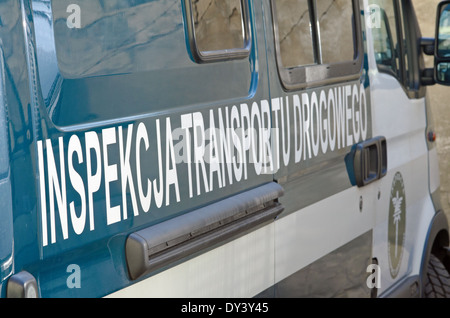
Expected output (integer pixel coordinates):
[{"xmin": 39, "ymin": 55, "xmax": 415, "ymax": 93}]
[{"xmin": 2, "ymin": 0, "xmax": 273, "ymax": 297}]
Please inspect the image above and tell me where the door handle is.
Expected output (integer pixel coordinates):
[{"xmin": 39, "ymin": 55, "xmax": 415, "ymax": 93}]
[{"xmin": 346, "ymin": 136, "xmax": 387, "ymax": 187}]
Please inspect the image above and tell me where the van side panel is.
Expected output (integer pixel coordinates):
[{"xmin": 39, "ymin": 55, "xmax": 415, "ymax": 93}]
[{"xmin": 29, "ymin": 0, "xmax": 278, "ymax": 297}]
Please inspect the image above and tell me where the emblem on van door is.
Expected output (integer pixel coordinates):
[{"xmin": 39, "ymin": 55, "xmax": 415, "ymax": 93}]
[{"xmin": 388, "ymin": 172, "xmax": 406, "ymax": 279}]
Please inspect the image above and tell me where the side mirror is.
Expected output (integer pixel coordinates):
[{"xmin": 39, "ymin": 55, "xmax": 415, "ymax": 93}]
[{"xmin": 435, "ymin": 0, "xmax": 450, "ymax": 85}]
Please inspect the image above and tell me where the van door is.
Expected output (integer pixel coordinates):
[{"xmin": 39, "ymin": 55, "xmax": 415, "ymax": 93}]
[
  {"xmin": 367, "ymin": 0, "xmax": 435, "ymax": 296},
  {"xmin": 264, "ymin": 0, "xmax": 378, "ymax": 297}
]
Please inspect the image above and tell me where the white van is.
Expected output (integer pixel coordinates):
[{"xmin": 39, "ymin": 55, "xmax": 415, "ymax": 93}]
[{"xmin": 3, "ymin": 0, "xmax": 450, "ymax": 299}]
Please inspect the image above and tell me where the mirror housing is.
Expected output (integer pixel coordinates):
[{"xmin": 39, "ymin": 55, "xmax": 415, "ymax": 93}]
[{"xmin": 435, "ymin": 0, "xmax": 450, "ymax": 85}]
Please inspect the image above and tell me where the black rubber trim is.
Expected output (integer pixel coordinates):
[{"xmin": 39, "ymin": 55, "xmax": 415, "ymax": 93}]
[{"xmin": 126, "ymin": 182, "xmax": 284, "ymax": 281}]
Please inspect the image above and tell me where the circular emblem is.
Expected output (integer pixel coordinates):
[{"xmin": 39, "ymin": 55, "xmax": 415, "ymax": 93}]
[{"xmin": 388, "ymin": 172, "xmax": 406, "ymax": 279}]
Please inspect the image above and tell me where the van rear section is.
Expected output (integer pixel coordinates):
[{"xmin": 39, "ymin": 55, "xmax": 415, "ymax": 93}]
[{"xmin": 0, "ymin": 0, "xmax": 449, "ymax": 298}]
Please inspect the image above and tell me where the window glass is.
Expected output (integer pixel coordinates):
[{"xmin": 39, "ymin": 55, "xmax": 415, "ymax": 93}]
[
  {"xmin": 318, "ymin": 0, "xmax": 355, "ymax": 64},
  {"xmin": 274, "ymin": 0, "xmax": 315, "ymax": 68},
  {"xmin": 398, "ymin": 1, "xmax": 411, "ymax": 87},
  {"xmin": 274, "ymin": 0, "xmax": 357, "ymax": 68},
  {"xmin": 192, "ymin": 0, "xmax": 246, "ymax": 53},
  {"xmin": 370, "ymin": 0, "xmax": 400, "ymax": 77},
  {"xmin": 272, "ymin": 0, "xmax": 363, "ymax": 90}
]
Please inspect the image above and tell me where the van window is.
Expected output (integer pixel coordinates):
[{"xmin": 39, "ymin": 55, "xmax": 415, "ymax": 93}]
[
  {"xmin": 271, "ymin": 0, "xmax": 363, "ymax": 90},
  {"xmin": 185, "ymin": 0, "xmax": 251, "ymax": 62},
  {"xmin": 193, "ymin": 0, "xmax": 244, "ymax": 52},
  {"xmin": 397, "ymin": 2, "xmax": 410, "ymax": 85},
  {"xmin": 274, "ymin": 0, "xmax": 356, "ymax": 68},
  {"xmin": 370, "ymin": 0, "xmax": 400, "ymax": 78},
  {"xmin": 371, "ymin": 0, "xmax": 422, "ymax": 95},
  {"xmin": 318, "ymin": 0, "xmax": 356, "ymax": 64},
  {"xmin": 275, "ymin": 0, "xmax": 315, "ymax": 68}
]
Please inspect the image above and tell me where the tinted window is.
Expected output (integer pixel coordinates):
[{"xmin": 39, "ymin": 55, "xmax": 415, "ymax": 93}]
[
  {"xmin": 275, "ymin": 0, "xmax": 315, "ymax": 68},
  {"xmin": 272, "ymin": 0, "xmax": 362, "ymax": 90},
  {"xmin": 318, "ymin": 0, "xmax": 356, "ymax": 64},
  {"xmin": 274, "ymin": 0, "xmax": 356, "ymax": 67},
  {"xmin": 193, "ymin": 0, "xmax": 245, "ymax": 52},
  {"xmin": 186, "ymin": 0, "xmax": 251, "ymax": 62},
  {"xmin": 370, "ymin": 0, "xmax": 400, "ymax": 77}
]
